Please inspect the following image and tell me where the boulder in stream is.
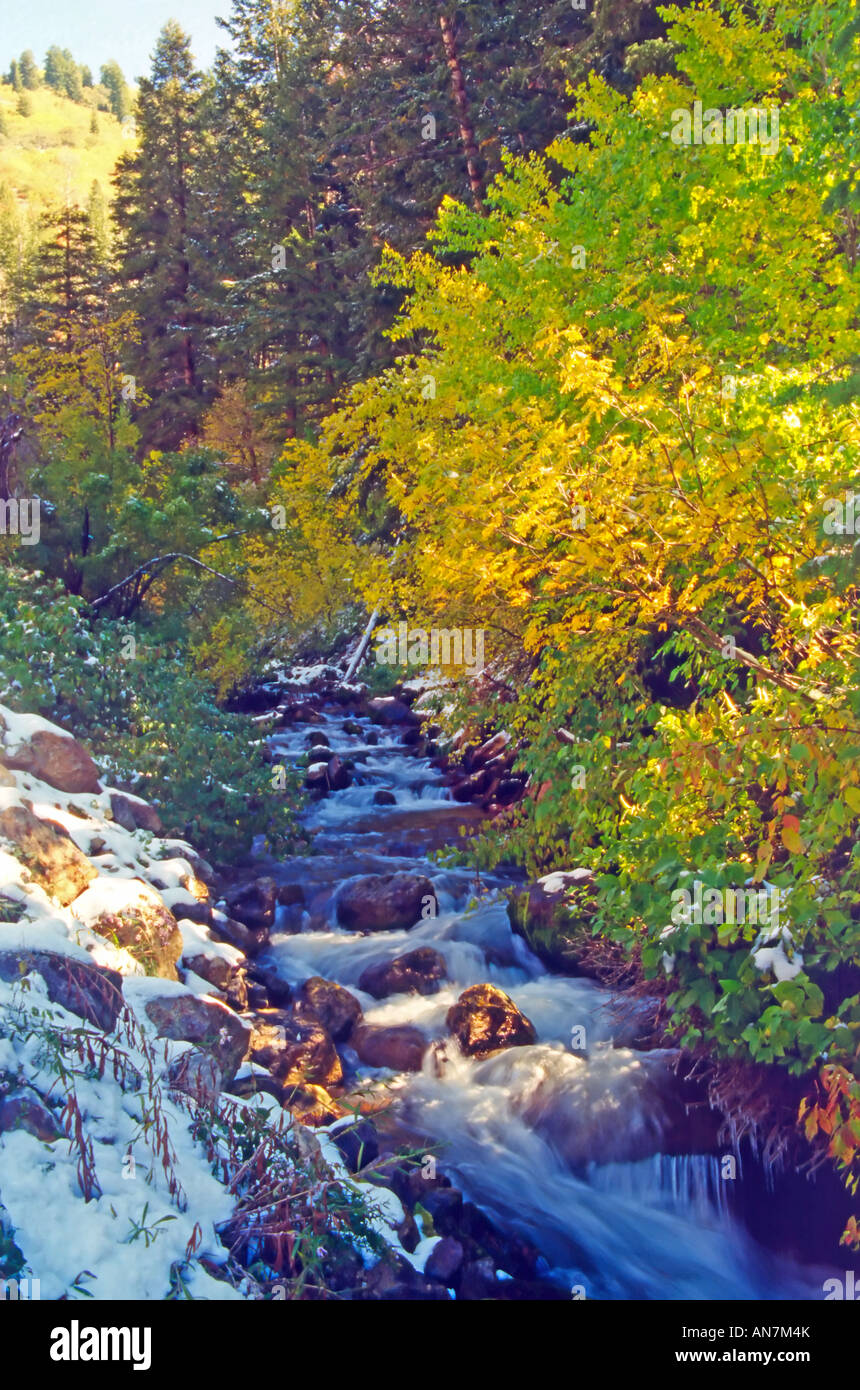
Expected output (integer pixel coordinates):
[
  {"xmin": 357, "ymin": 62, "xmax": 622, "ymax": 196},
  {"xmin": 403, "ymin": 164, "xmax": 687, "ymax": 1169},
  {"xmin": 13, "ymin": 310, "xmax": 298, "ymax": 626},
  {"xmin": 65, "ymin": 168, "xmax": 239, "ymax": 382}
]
[
  {"xmin": 367, "ymin": 697, "xmax": 418, "ymax": 726},
  {"xmin": 351, "ymin": 1023, "xmax": 427, "ymax": 1072},
  {"xmin": 296, "ymin": 975, "xmax": 362, "ymax": 1041},
  {"xmin": 446, "ymin": 983, "xmax": 536, "ymax": 1057},
  {"xmin": 336, "ymin": 872, "xmax": 437, "ymax": 932},
  {"xmin": 250, "ymin": 1016, "xmax": 343, "ymax": 1088},
  {"xmin": 224, "ymin": 876, "xmax": 277, "ymax": 932},
  {"xmin": 358, "ymin": 947, "xmax": 448, "ymax": 1000}
]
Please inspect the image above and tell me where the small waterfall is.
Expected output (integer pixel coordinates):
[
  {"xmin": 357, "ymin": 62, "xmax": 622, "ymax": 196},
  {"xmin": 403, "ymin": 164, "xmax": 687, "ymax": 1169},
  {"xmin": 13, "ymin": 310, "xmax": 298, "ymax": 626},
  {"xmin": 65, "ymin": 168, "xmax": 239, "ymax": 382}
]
[{"xmin": 259, "ymin": 699, "xmax": 839, "ymax": 1300}]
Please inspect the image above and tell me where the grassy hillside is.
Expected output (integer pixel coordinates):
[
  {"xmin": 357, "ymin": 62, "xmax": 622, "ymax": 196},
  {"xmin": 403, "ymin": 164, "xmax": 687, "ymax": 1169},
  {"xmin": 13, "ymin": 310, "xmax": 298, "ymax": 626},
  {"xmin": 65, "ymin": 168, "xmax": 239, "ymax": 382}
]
[{"xmin": 0, "ymin": 83, "xmax": 132, "ymax": 212}]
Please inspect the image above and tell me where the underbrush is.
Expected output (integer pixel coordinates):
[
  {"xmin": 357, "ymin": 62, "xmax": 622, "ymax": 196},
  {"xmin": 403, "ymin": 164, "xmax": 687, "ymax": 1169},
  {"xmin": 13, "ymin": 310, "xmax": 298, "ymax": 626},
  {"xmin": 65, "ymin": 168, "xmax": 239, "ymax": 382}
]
[{"xmin": 0, "ymin": 565, "xmax": 302, "ymax": 860}]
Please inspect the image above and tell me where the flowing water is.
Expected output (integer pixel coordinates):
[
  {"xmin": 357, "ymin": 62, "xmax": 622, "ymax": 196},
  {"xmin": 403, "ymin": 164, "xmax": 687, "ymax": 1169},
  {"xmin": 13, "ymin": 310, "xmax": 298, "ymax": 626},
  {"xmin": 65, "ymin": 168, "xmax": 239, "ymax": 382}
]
[{"xmin": 256, "ymin": 702, "xmax": 837, "ymax": 1300}]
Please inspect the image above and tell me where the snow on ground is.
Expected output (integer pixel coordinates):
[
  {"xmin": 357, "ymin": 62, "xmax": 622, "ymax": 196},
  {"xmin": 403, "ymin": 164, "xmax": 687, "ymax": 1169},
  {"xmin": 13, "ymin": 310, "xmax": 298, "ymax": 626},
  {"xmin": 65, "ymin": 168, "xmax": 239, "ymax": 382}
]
[{"xmin": 0, "ymin": 701, "xmax": 410, "ymax": 1300}]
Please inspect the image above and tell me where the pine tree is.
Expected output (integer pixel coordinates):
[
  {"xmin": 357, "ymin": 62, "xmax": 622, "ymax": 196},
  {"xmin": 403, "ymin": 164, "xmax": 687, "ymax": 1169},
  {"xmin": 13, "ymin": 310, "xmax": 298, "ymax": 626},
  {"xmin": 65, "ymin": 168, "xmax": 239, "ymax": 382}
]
[
  {"xmin": 113, "ymin": 23, "xmax": 213, "ymax": 448},
  {"xmin": 19, "ymin": 51, "xmax": 40, "ymax": 90},
  {"xmin": 16, "ymin": 93, "xmax": 32, "ymax": 118},
  {"xmin": 21, "ymin": 204, "xmax": 103, "ymax": 345},
  {"xmin": 99, "ymin": 61, "xmax": 130, "ymax": 121},
  {"xmin": 86, "ymin": 181, "xmax": 110, "ymax": 264},
  {"xmin": 208, "ymin": 0, "xmax": 359, "ymax": 437},
  {"xmin": 43, "ymin": 46, "xmax": 85, "ymax": 101},
  {"xmin": 9, "ymin": 61, "xmax": 21, "ymax": 93},
  {"xmin": 205, "ymin": 0, "xmax": 681, "ymax": 429}
]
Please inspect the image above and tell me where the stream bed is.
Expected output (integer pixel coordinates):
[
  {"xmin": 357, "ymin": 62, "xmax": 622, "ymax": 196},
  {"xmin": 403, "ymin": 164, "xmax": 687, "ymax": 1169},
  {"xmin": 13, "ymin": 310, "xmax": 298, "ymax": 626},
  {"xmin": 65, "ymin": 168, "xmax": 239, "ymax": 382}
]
[{"xmin": 248, "ymin": 697, "xmax": 842, "ymax": 1300}]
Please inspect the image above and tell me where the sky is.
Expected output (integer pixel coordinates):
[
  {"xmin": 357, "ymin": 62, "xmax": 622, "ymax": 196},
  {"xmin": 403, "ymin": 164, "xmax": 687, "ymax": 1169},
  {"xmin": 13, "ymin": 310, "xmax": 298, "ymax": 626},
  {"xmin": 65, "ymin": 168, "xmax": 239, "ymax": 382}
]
[{"xmin": 0, "ymin": 0, "xmax": 229, "ymax": 84}]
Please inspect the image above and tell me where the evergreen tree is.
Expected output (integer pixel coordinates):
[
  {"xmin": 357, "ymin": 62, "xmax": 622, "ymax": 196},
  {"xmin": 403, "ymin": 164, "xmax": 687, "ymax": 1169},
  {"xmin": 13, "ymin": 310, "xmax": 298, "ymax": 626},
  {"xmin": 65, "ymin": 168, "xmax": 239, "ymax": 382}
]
[
  {"xmin": 44, "ymin": 46, "xmax": 68, "ymax": 91},
  {"xmin": 205, "ymin": 0, "xmax": 682, "ymax": 432},
  {"xmin": 19, "ymin": 51, "xmax": 40, "ymax": 90},
  {"xmin": 16, "ymin": 93, "xmax": 32, "ymax": 118},
  {"xmin": 44, "ymin": 46, "xmax": 83, "ymax": 101},
  {"xmin": 9, "ymin": 61, "xmax": 21, "ymax": 92},
  {"xmin": 22, "ymin": 205, "xmax": 103, "ymax": 345},
  {"xmin": 86, "ymin": 181, "xmax": 110, "ymax": 264},
  {"xmin": 113, "ymin": 23, "xmax": 213, "ymax": 448},
  {"xmin": 99, "ymin": 60, "xmax": 130, "ymax": 121},
  {"xmin": 208, "ymin": 0, "xmax": 360, "ymax": 437}
]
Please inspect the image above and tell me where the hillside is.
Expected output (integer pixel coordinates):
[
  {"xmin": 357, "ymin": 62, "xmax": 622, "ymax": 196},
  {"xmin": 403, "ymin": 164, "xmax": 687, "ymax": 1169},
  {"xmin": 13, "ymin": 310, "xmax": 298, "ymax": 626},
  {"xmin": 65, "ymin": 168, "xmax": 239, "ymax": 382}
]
[{"xmin": 0, "ymin": 83, "xmax": 130, "ymax": 212}]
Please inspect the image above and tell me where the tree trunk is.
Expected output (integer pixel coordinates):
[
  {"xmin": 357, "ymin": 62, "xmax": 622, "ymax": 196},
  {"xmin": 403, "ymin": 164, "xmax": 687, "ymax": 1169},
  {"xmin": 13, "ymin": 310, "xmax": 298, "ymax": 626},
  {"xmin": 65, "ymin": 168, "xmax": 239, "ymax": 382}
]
[{"xmin": 439, "ymin": 12, "xmax": 485, "ymax": 213}]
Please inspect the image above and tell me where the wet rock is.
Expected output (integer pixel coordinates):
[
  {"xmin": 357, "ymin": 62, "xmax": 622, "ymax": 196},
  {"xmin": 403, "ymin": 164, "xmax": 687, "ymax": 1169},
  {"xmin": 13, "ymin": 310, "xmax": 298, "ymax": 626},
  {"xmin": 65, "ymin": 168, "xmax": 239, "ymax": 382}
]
[
  {"xmin": 336, "ymin": 872, "xmax": 437, "ymax": 932},
  {"xmin": 420, "ymin": 1186, "xmax": 464, "ymax": 1235},
  {"xmin": 277, "ymin": 883, "xmax": 305, "ymax": 907},
  {"xmin": 425, "ymin": 1236, "xmax": 464, "ymax": 1286},
  {"xmin": 460, "ymin": 1201, "xmax": 541, "ymax": 1280},
  {"xmin": 451, "ymin": 771, "xmax": 489, "ymax": 803},
  {"xmin": 305, "ymin": 762, "xmax": 330, "ymax": 792},
  {"xmin": 305, "ymin": 745, "xmax": 333, "ymax": 765},
  {"xmin": 182, "ymin": 948, "xmax": 246, "ymax": 1004},
  {"xmin": 209, "ymin": 911, "xmax": 265, "ymax": 956},
  {"xmin": 224, "ymin": 877, "xmax": 277, "ymax": 932},
  {"xmin": 0, "ymin": 1087, "xmax": 63, "ymax": 1143},
  {"xmin": 467, "ymin": 731, "xmax": 510, "ymax": 771},
  {"xmin": 458, "ymin": 1256, "xmax": 500, "ymax": 1300},
  {"xmin": 327, "ymin": 755, "xmax": 351, "ymax": 791},
  {"xmin": 167, "ymin": 896, "xmax": 213, "ymax": 927},
  {"xmin": 0, "ymin": 805, "xmax": 97, "ymax": 906},
  {"xmin": 330, "ymin": 1120, "xmax": 380, "ymax": 1172},
  {"xmin": 224, "ymin": 971, "xmax": 249, "ymax": 1012},
  {"xmin": 342, "ymin": 720, "xmax": 363, "ymax": 736},
  {"xmin": 306, "ymin": 732, "xmax": 330, "ymax": 749},
  {"xmin": 250, "ymin": 1017, "xmax": 343, "ymax": 1088},
  {"xmin": 247, "ymin": 964, "xmax": 293, "ymax": 1007},
  {"xmin": 360, "ymin": 1253, "xmax": 448, "ymax": 1300},
  {"xmin": 0, "ymin": 949, "xmax": 124, "ymax": 1031},
  {"xmin": 166, "ymin": 1051, "xmax": 223, "ymax": 1105},
  {"xmin": 495, "ymin": 777, "xmax": 526, "ymax": 807},
  {"xmin": 109, "ymin": 792, "xmax": 164, "ymax": 836},
  {"xmin": 296, "ymin": 976, "xmax": 362, "ymax": 1041},
  {"xmin": 367, "ymin": 697, "xmax": 417, "ymax": 726},
  {"xmin": 225, "ymin": 1069, "xmax": 285, "ymax": 1104},
  {"xmin": 446, "ymin": 984, "xmax": 536, "ymax": 1057},
  {"xmin": 144, "ymin": 992, "xmax": 250, "ymax": 1083},
  {"xmin": 4, "ymin": 730, "xmax": 102, "ymax": 794},
  {"xmin": 372, "ymin": 789, "xmax": 397, "ymax": 807},
  {"xmin": 72, "ymin": 877, "xmax": 183, "ymax": 979},
  {"xmin": 397, "ymin": 1211, "xmax": 420, "ymax": 1254},
  {"xmin": 282, "ymin": 1083, "xmax": 347, "ymax": 1125},
  {"xmin": 358, "ymin": 947, "xmax": 448, "ymax": 1000},
  {"xmin": 351, "ymin": 1023, "xmax": 427, "ymax": 1072}
]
